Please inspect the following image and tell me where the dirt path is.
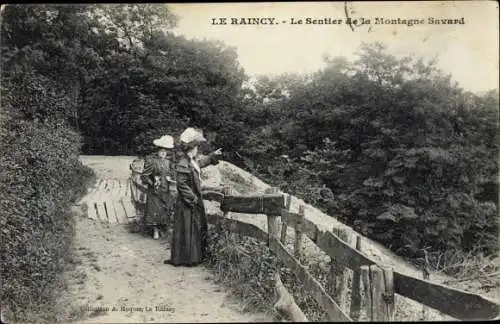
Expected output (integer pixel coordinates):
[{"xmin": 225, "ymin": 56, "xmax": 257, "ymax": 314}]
[
  {"xmin": 62, "ymin": 156, "xmax": 273, "ymax": 323},
  {"xmin": 69, "ymin": 155, "xmax": 498, "ymax": 322}
]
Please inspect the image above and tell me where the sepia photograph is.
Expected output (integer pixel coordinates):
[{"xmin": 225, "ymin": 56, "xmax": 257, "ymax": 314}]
[{"xmin": 0, "ymin": 1, "xmax": 499, "ymax": 323}]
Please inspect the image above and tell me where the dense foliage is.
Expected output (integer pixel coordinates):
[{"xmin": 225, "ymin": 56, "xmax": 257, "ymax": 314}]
[
  {"xmin": 75, "ymin": 4, "xmax": 246, "ymax": 155},
  {"xmin": 235, "ymin": 44, "xmax": 499, "ymax": 266},
  {"xmin": 0, "ymin": 118, "xmax": 94, "ymax": 320},
  {"xmin": 1, "ymin": 5, "xmax": 95, "ymax": 321}
]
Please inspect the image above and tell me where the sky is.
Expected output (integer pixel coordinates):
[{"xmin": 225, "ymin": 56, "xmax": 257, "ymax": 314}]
[{"xmin": 169, "ymin": 1, "xmax": 499, "ymax": 93}]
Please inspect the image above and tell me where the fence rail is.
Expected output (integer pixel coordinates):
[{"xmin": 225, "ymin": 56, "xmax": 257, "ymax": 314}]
[
  {"xmin": 128, "ymin": 167, "xmax": 500, "ymax": 322},
  {"xmin": 278, "ymin": 202, "xmax": 500, "ymax": 321}
]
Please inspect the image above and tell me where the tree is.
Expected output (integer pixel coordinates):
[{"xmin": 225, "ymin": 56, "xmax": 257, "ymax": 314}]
[
  {"xmin": 87, "ymin": 4, "xmax": 178, "ymax": 49},
  {"xmin": 77, "ymin": 21, "xmax": 246, "ymax": 155}
]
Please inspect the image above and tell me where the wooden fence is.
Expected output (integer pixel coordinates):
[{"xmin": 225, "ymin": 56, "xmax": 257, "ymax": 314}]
[{"xmin": 129, "ymin": 170, "xmax": 500, "ymax": 322}]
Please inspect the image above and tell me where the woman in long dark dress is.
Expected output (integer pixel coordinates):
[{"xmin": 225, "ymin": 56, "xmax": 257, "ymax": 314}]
[
  {"xmin": 141, "ymin": 135, "xmax": 177, "ymax": 240},
  {"xmin": 164, "ymin": 127, "xmax": 222, "ymax": 266}
]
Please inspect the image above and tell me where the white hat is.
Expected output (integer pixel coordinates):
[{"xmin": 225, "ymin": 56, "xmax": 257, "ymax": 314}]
[
  {"xmin": 179, "ymin": 127, "xmax": 206, "ymax": 144},
  {"xmin": 153, "ymin": 135, "xmax": 174, "ymax": 149}
]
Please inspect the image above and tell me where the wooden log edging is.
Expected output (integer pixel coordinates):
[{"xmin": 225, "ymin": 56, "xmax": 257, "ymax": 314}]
[
  {"xmin": 382, "ymin": 267, "xmax": 396, "ymax": 321},
  {"xmin": 274, "ymin": 208, "xmax": 500, "ymax": 321},
  {"xmin": 370, "ymin": 265, "xmax": 395, "ymax": 321},
  {"xmin": 358, "ymin": 265, "xmax": 396, "ymax": 321},
  {"xmin": 360, "ymin": 265, "xmax": 371, "ymax": 321},
  {"xmin": 220, "ymin": 194, "xmax": 284, "ymax": 215},
  {"xmin": 393, "ymin": 271, "xmax": 500, "ymax": 321},
  {"xmin": 200, "ymin": 186, "xmax": 500, "ymax": 321},
  {"xmin": 202, "ymin": 191, "xmax": 224, "ymax": 203},
  {"xmin": 266, "ymin": 187, "xmax": 308, "ymax": 322},
  {"xmin": 270, "ymin": 236, "xmax": 352, "ymax": 322},
  {"xmin": 330, "ymin": 227, "xmax": 352, "ymax": 311},
  {"xmin": 280, "ymin": 194, "xmax": 292, "ymax": 244},
  {"xmin": 293, "ymin": 205, "xmax": 305, "ymax": 258},
  {"xmin": 281, "ymin": 209, "xmax": 318, "ymax": 243},
  {"xmin": 274, "ymin": 272, "xmax": 308, "ymax": 322},
  {"xmin": 206, "ymin": 211, "xmax": 352, "ymax": 322},
  {"xmin": 266, "ymin": 187, "xmax": 281, "ymax": 247},
  {"xmin": 206, "ymin": 213, "xmax": 268, "ymax": 243},
  {"xmin": 349, "ymin": 236, "xmax": 363, "ymax": 320}
]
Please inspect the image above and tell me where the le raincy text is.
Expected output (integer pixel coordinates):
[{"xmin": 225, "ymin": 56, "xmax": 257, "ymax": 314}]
[{"xmin": 212, "ymin": 17, "xmax": 277, "ymax": 25}]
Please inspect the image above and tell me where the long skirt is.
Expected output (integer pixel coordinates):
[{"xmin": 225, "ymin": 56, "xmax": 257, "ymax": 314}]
[
  {"xmin": 143, "ymin": 190, "xmax": 176, "ymax": 228},
  {"xmin": 170, "ymin": 201, "xmax": 208, "ymax": 266}
]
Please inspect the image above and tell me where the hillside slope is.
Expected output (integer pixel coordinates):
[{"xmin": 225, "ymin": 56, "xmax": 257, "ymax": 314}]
[{"xmin": 205, "ymin": 159, "xmax": 500, "ymax": 320}]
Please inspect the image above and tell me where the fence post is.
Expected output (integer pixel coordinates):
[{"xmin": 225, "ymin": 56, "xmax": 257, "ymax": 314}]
[
  {"xmin": 218, "ymin": 185, "xmax": 231, "ymax": 234},
  {"xmin": 420, "ymin": 266, "xmax": 430, "ymax": 320},
  {"xmin": 383, "ymin": 267, "xmax": 395, "ymax": 321},
  {"xmin": 267, "ymin": 187, "xmax": 280, "ymax": 245},
  {"xmin": 370, "ymin": 265, "xmax": 395, "ymax": 322},
  {"xmin": 223, "ymin": 185, "xmax": 232, "ymax": 218},
  {"xmin": 328, "ymin": 227, "xmax": 352, "ymax": 310},
  {"xmin": 360, "ymin": 265, "xmax": 372, "ymax": 321},
  {"xmin": 420, "ymin": 251, "xmax": 430, "ymax": 321},
  {"xmin": 267, "ymin": 190, "xmax": 307, "ymax": 322},
  {"xmin": 294, "ymin": 205, "xmax": 305, "ymax": 259},
  {"xmin": 350, "ymin": 235, "xmax": 363, "ymax": 320},
  {"xmin": 280, "ymin": 194, "xmax": 292, "ymax": 244}
]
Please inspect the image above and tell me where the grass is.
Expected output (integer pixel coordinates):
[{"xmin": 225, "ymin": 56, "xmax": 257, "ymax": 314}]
[
  {"xmin": 204, "ymin": 228, "xmax": 279, "ymax": 319},
  {"xmin": 431, "ymin": 249, "xmax": 500, "ymax": 299},
  {"xmin": 204, "ymin": 225, "xmax": 330, "ymax": 322}
]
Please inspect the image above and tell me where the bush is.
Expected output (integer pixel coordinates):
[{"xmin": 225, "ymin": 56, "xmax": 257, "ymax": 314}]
[
  {"xmin": 0, "ymin": 116, "xmax": 95, "ymax": 322},
  {"xmin": 295, "ymin": 140, "xmax": 499, "ymax": 263}
]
